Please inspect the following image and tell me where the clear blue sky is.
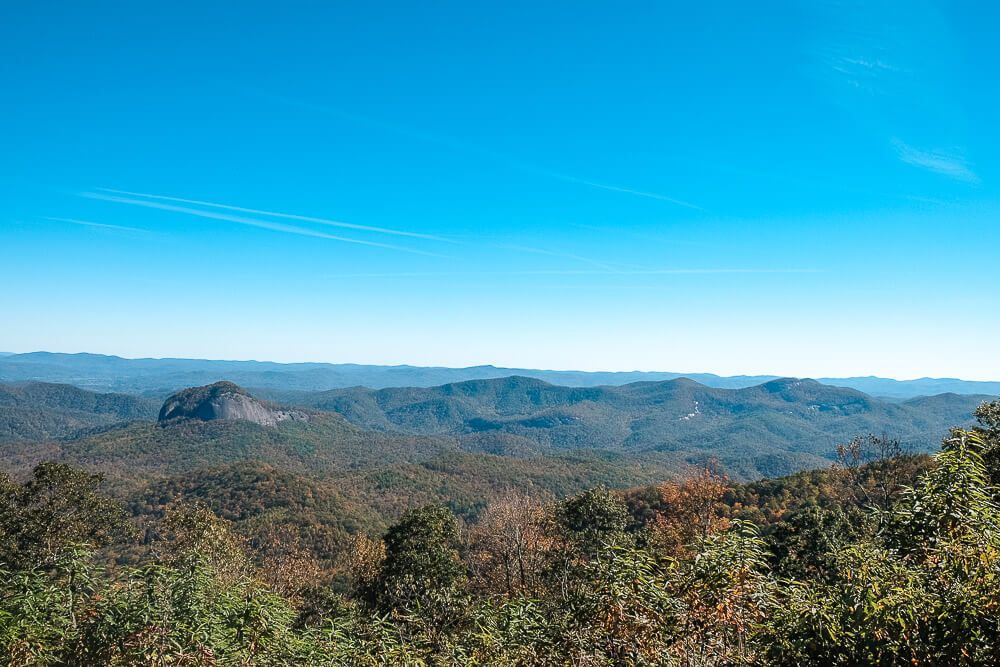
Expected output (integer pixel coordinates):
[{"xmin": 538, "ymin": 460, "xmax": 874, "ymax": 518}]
[{"xmin": 2, "ymin": 1, "xmax": 998, "ymax": 379}]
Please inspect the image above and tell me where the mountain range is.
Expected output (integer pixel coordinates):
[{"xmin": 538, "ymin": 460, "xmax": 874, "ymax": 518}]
[
  {"xmin": 2, "ymin": 381, "xmax": 688, "ymax": 539},
  {"xmin": 1, "ymin": 374, "xmax": 993, "ymax": 557},
  {"xmin": 269, "ymin": 375, "xmax": 989, "ymax": 479},
  {"xmin": 2, "ymin": 351, "xmax": 999, "ymax": 399},
  {"xmin": 2, "ymin": 375, "xmax": 992, "ymax": 482}
]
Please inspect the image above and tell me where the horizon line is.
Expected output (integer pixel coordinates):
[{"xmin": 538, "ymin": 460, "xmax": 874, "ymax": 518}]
[{"xmin": 2, "ymin": 349, "xmax": 997, "ymax": 385}]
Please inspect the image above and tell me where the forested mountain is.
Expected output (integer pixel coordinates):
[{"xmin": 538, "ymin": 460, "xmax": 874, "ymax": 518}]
[
  {"xmin": 2, "ymin": 378, "xmax": 991, "ymax": 487},
  {"xmin": 274, "ymin": 376, "xmax": 989, "ymax": 478},
  {"xmin": 0, "ymin": 383, "xmax": 694, "ymax": 555},
  {"xmin": 21, "ymin": 413, "xmax": 679, "ymax": 516},
  {"xmin": 0, "ymin": 381, "xmax": 157, "ymax": 444},
  {"xmin": 3, "ymin": 351, "xmax": 999, "ymax": 398},
  {"xmin": 3, "ymin": 404, "xmax": 457, "ymax": 484}
]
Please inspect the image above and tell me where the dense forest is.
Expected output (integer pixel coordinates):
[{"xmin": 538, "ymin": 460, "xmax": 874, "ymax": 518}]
[{"xmin": 2, "ymin": 398, "xmax": 999, "ymax": 664}]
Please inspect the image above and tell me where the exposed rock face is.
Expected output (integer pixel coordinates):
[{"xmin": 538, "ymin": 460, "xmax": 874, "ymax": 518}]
[{"xmin": 158, "ymin": 381, "xmax": 307, "ymax": 427}]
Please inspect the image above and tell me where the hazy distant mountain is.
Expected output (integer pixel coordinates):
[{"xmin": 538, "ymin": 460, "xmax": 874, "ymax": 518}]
[
  {"xmin": 2, "ymin": 352, "xmax": 998, "ymax": 399},
  {"xmin": 817, "ymin": 376, "xmax": 1000, "ymax": 399},
  {"xmin": 0, "ymin": 351, "xmax": 775, "ymax": 394}
]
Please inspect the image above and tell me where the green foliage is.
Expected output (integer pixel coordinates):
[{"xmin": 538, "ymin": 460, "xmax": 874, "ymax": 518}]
[
  {"xmin": 974, "ymin": 399, "xmax": 1000, "ymax": 485},
  {"xmin": 890, "ymin": 431, "xmax": 1000, "ymax": 550},
  {"xmin": 556, "ymin": 543, "xmax": 681, "ymax": 665},
  {"xmin": 450, "ymin": 597, "xmax": 557, "ymax": 664},
  {"xmin": 0, "ymin": 548, "xmax": 98, "ymax": 666},
  {"xmin": 767, "ymin": 503, "xmax": 866, "ymax": 580},
  {"xmin": 554, "ymin": 486, "xmax": 629, "ymax": 554},
  {"xmin": 672, "ymin": 520, "xmax": 776, "ymax": 665},
  {"xmin": 81, "ymin": 564, "xmax": 302, "ymax": 665},
  {"xmin": 370, "ymin": 505, "xmax": 468, "ymax": 646},
  {"xmin": 299, "ymin": 606, "xmax": 428, "ymax": 666},
  {"xmin": 768, "ymin": 430, "xmax": 1000, "ymax": 665},
  {"xmin": 975, "ymin": 399, "xmax": 1000, "ymax": 434},
  {"xmin": 0, "ymin": 463, "xmax": 134, "ymax": 568}
]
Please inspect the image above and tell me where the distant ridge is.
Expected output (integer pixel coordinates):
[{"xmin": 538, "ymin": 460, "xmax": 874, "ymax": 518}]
[{"xmin": 1, "ymin": 351, "xmax": 998, "ymax": 399}]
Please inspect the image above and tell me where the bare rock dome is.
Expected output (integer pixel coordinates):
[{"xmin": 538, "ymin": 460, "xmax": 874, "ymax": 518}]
[{"xmin": 158, "ymin": 381, "xmax": 307, "ymax": 427}]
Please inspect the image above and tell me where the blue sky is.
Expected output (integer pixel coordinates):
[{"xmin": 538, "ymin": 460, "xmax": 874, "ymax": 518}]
[{"xmin": 2, "ymin": 1, "xmax": 998, "ymax": 379}]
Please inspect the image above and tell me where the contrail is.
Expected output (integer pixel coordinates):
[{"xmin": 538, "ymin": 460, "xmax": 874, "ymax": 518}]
[
  {"xmin": 44, "ymin": 217, "xmax": 150, "ymax": 234},
  {"xmin": 321, "ymin": 268, "xmax": 820, "ymax": 278},
  {"xmin": 544, "ymin": 174, "xmax": 705, "ymax": 211},
  {"xmin": 95, "ymin": 188, "xmax": 454, "ymax": 242},
  {"xmin": 80, "ymin": 193, "xmax": 447, "ymax": 257},
  {"xmin": 234, "ymin": 88, "xmax": 705, "ymax": 211}
]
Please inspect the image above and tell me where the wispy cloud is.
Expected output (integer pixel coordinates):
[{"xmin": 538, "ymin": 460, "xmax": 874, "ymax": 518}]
[
  {"xmin": 44, "ymin": 217, "xmax": 151, "ymax": 234},
  {"xmin": 891, "ymin": 139, "xmax": 979, "ymax": 183},
  {"xmin": 80, "ymin": 193, "xmax": 447, "ymax": 257},
  {"xmin": 824, "ymin": 54, "xmax": 901, "ymax": 93},
  {"xmin": 839, "ymin": 57, "xmax": 898, "ymax": 72},
  {"xmin": 96, "ymin": 188, "xmax": 453, "ymax": 242},
  {"xmin": 810, "ymin": 3, "xmax": 976, "ymax": 187}
]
